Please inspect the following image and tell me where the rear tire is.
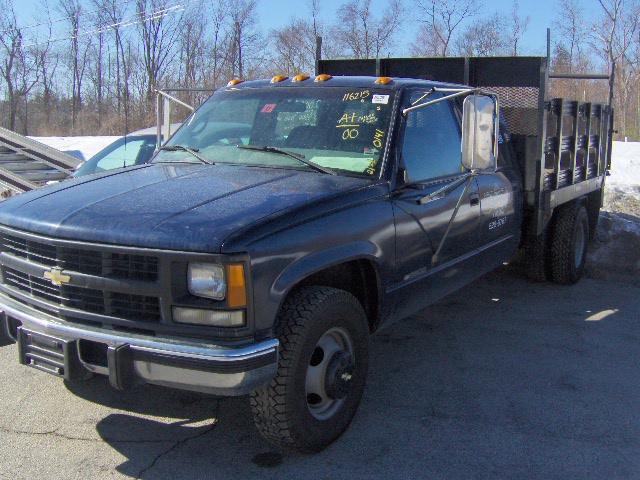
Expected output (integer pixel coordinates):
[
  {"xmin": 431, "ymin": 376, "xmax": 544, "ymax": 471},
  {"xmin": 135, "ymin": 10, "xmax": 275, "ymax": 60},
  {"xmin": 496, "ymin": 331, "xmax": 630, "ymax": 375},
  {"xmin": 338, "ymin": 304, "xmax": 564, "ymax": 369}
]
[
  {"xmin": 549, "ymin": 203, "xmax": 589, "ymax": 284},
  {"xmin": 250, "ymin": 286, "xmax": 369, "ymax": 452}
]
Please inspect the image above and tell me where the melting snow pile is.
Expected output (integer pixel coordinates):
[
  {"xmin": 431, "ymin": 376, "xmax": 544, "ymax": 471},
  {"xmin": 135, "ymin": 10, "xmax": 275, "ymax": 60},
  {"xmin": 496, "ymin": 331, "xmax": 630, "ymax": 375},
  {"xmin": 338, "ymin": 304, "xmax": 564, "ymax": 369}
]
[
  {"xmin": 587, "ymin": 141, "xmax": 640, "ymax": 283},
  {"xmin": 30, "ymin": 136, "xmax": 119, "ymax": 162}
]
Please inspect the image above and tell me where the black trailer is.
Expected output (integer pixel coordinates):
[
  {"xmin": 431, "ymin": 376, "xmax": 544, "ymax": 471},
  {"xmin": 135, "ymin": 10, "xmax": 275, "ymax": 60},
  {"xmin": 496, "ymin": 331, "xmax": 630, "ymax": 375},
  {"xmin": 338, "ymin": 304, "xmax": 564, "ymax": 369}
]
[{"xmin": 316, "ymin": 56, "xmax": 614, "ymax": 242}]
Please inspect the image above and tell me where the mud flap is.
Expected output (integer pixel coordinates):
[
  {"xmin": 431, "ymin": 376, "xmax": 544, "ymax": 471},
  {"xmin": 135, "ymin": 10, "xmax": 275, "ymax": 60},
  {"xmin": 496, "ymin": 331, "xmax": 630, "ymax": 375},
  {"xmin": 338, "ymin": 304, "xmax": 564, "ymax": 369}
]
[{"xmin": 0, "ymin": 312, "xmax": 14, "ymax": 347}]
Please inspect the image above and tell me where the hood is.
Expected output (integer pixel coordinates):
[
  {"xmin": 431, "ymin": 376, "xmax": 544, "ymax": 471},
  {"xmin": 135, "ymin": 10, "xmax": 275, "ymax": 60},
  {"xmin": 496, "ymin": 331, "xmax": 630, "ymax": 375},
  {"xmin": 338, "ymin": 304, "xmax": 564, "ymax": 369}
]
[{"xmin": 0, "ymin": 164, "xmax": 369, "ymax": 252}]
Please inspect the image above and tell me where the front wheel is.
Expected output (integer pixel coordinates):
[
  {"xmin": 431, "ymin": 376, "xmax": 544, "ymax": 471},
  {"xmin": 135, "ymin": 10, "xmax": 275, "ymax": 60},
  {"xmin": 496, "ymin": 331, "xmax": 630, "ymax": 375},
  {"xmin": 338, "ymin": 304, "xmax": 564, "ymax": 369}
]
[{"xmin": 250, "ymin": 286, "xmax": 369, "ymax": 452}]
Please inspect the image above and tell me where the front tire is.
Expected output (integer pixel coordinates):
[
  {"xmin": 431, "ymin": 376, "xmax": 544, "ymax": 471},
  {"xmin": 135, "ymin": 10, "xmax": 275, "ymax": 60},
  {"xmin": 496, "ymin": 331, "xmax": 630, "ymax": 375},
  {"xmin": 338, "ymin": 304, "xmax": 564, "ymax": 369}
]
[{"xmin": 250, "ymin": 286, "xmax": 369, "ymax": 452}]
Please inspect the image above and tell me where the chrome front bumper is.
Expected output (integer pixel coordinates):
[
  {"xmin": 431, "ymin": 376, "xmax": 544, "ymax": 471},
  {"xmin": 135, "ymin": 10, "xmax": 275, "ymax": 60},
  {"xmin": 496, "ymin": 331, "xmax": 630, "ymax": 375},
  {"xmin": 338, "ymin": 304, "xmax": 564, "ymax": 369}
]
[{"xmin": 0, "ymin": 293, "xmax": 278, "ymax": 396}]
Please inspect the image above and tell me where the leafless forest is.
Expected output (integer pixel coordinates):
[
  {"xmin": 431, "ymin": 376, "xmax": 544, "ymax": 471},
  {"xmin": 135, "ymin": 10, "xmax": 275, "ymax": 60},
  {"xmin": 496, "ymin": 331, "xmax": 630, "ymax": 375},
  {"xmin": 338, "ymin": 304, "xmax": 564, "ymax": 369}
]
[{"xmin": 0, "ymin": 0, "xmax": 638, "ymax": 140}]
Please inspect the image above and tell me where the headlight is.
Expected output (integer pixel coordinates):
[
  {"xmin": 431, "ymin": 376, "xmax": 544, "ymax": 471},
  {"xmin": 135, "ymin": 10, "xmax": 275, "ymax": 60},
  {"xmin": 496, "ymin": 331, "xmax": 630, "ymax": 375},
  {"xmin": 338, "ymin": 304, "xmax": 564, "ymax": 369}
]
[{"xmin": 188, "ymin": 263, "xmax": 226, "ymax": 300}]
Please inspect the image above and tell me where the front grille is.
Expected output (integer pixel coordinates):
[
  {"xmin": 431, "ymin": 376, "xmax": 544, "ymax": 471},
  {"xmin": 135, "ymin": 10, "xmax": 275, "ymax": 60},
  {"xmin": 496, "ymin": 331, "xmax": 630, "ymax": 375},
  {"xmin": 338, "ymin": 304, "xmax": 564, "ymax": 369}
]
[
  {"xmin": 0, "ymin": 234, "xmax": 158, "ymax": 282},
  {"xmin": 3, "ymin": 267, "xmax": 161, "ymax": 322}
]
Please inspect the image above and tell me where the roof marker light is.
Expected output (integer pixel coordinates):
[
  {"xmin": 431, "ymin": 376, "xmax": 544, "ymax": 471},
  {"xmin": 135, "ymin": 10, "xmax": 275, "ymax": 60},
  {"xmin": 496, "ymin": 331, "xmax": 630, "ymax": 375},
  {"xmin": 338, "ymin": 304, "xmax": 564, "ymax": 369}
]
[
  {"xmin": 315, "ymin": 74, "xmax": 332, "ymax": 82},
  {"xmin": 227, "ymin": 78, "xmax": 244, "ymax": 86},
  {"xmin": 292, "ymin": 74, "xmax": 310, "ymax": 82},
  {"xmin": 271, "ymin": 75, "xmax": 289, "ymax": 83},
  {"xmin": 375, "ymin": 76, "xmax": 393, "ymax": 85}
]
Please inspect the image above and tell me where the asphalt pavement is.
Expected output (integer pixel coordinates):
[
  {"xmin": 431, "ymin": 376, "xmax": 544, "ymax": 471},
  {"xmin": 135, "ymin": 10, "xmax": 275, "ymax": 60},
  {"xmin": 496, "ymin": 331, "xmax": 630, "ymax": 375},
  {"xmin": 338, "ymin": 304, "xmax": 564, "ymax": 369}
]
[{"xmin": 0, "ymin": 267, "xmax": 639, "ymax": 479}]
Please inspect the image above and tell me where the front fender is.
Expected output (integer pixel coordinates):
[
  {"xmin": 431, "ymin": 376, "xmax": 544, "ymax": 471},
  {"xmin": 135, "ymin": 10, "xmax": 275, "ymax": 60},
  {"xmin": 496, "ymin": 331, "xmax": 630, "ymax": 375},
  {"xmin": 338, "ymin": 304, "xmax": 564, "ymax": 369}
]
[
  {"xmin": 244, "ymin": 191, "xmax": 396, "ymax": 334},
  {"xmin": 271, "ymin": 241, "xmax": 381, "ymax": 301}
]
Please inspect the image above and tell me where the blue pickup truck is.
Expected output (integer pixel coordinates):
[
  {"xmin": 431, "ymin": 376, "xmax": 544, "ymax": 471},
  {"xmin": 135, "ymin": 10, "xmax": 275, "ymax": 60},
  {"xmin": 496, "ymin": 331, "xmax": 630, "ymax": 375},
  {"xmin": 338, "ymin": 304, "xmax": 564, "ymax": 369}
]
[{"xmin": 0, "ymin": 57, "xmax": 613, "ymax": 452}]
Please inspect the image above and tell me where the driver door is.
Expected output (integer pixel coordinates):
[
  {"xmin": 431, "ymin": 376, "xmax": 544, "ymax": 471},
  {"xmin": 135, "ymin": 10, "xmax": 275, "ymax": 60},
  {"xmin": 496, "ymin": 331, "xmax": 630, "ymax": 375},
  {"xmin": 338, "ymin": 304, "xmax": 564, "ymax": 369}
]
[{"xmin": 391, "ymin": 91, "xmax": 483, "ymax": 318}]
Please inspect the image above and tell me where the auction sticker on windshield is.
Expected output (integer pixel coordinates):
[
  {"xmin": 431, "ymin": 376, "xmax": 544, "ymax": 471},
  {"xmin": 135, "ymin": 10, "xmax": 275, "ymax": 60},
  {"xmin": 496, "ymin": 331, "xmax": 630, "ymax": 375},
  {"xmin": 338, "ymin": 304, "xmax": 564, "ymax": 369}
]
[{"xmin": 372, "ymin": 94, "xmax": 389, "ymax": 104}]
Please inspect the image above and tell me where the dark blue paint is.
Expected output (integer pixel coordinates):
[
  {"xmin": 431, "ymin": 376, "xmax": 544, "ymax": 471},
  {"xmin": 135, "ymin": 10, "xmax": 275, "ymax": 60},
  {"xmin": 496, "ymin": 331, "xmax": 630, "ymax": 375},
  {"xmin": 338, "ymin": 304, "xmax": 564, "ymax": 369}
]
[
  {"xmin": 0, "ymin": 163, "xmax": 368, "ymax": 253},
  {"xmin": 0, "ymin": 77, "xmax": 525, "ymax": 336}
]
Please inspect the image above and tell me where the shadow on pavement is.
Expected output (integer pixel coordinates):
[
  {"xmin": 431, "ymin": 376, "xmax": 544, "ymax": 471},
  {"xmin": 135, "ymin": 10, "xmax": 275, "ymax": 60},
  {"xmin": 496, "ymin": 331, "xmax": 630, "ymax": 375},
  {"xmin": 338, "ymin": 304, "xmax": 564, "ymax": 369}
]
[{"xmin": 66, "ymin": 267, "xmax": 640, "ymax": 479}]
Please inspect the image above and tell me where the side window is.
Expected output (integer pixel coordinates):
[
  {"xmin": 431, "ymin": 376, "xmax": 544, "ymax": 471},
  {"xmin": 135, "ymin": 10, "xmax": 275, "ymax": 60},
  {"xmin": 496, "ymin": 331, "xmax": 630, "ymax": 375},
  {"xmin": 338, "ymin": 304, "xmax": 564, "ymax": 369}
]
[
  {"xmin": 401, "ymin": 92, "xmax": 463, "ymax": 182},
  {"xmin": 96, "ymin": 139, "xmax": 145, "ymax": 171}
]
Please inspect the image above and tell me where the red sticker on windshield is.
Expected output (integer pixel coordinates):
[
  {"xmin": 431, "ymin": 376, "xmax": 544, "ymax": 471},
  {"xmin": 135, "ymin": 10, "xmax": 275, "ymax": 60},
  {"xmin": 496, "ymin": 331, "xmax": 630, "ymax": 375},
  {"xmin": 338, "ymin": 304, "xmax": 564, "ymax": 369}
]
[{"xmin": 261, "ymin": 103, "xmax": 277, "ymax": 113}]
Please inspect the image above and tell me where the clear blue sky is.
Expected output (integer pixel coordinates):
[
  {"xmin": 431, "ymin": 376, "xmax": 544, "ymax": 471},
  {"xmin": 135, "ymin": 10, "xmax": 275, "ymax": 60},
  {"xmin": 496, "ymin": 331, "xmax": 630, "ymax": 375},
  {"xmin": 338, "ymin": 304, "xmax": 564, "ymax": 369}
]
[{"xmin": 13, "ymin": 0, "xmax": 597, "ymax": 57}]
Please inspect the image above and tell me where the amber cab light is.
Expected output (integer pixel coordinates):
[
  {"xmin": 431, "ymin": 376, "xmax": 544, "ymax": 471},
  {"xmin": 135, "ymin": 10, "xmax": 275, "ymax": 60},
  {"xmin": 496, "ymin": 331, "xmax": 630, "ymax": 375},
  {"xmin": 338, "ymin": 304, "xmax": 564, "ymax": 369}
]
[
  {"xmin": 315, "ymin": 74, "xmax": 333, "ymax": 82},
  {"xmin": 227, "ymin": 78, "xmax": 244, "ymax": 86},
  {"xmin": 292, "ymin": 74, "xmax": 310, "ymax": 82},
  {"xmin": 271, "ymin": 75, "xmax": 289, "ymax": 83},
  {"xmin": 375, "ymin": 76, "xmax": 393, "ymax": 85}
]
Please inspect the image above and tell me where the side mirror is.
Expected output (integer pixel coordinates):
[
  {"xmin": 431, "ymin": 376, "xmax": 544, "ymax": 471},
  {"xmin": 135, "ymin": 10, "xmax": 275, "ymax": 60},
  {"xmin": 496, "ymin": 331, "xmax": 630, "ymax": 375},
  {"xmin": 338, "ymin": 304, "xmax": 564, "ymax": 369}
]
[{"xmin": 461, "ymin": 94, "xmax": 499, "ymax": 171}]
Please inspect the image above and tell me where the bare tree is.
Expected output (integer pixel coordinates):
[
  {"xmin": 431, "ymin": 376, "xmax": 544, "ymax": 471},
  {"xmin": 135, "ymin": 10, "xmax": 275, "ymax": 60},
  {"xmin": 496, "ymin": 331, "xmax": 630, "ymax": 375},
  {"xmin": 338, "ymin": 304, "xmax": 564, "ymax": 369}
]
[
  {"xmin": 0, "ymin": 0, "xmax": 44, "ymax": 131},
  {"xmin": 58, "ymin": 0, "xmax": 91, "ymax": 130},
  {"xmin": 456, "ymin": 14, "xmax": 507, "ymax": 56},
  {"xmin": 36, "ymin": 41, "xmax": 59, "ymax": 127},
  {"xmin": 136, "ymin": 0, "xmax": 182, "ymax": 108},
  {"xmin": 91, "ymin": 31, "xmax": 105, "ymax": 128},
  {"xmin": 175, "ymin": 0, "xmax": 209, "ymax": 108},
  {"xmin": 271, "ymin": 19, "xmax": 317, "ymax": 74},
  {"xmin": 591, "ymin": 0, "xmax": 639, "ymax": 69},
  {"xmin": 228, "ymin": 0, "xmax": 259, "ymax": 79},
  {"xmin": 554, "ymin": 0, "xmax": 590, "ymax": 68},
  {"xmin": 309, "ymin": 0, "xmax": 321, "ymax": 40},
  {"xmin": 332, "ymin": 0, "xmax": 403, "ymax": 59},
  {"xmin": 509, "ymin": 0, "xmax": 530, "ymax": 55},
  {"xmin": 93, "ymin": 0, "xmax": 130, "ymax": 118},
  {"xmin": 591, "ymin": 0, "xmax": 640, "ymax": 137},
  {"xmin": 413, "ymin": 0, "xmax": 478, "ymax": 57},
  {"xmin": 205, "ymin": 2, "xmax": 231, "ymax": 88}
]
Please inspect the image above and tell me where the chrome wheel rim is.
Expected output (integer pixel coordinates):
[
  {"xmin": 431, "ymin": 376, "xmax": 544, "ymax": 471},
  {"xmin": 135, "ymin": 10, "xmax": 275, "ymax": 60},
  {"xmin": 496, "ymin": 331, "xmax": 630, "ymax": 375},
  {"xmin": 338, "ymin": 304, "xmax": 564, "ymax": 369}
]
[
  {"xmin": 575, "ymin": 223, "xmax": 586, "ymax": 268},
  {"xmin": 305, "ymin": 327, "xmax": 354, "ymax": 421}
]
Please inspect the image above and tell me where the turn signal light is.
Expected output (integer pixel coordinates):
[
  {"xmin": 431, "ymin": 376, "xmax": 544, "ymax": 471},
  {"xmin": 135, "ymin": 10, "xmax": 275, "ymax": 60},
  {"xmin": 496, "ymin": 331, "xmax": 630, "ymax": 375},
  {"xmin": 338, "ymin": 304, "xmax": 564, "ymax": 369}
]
[
  {"xmin": 271, "ymin": 75, "xmax": 289, "ymax": 83},
  {"xmin": 226, "ymin": 264, "xmax": 247, "ymax": 308},
  {"xmin": 315, "ymin": 74, "xmax": 332, "ymax": 82},
  {"xmin": 227, "ymin": 78, "xmax": 244, "ymax": 86},
  {"xmin": 375, "ymin": 76, "xmax": 393, "ymax": 85},
  {"xmin": 292, "ymin": 74, "xmax": 310, "ymax": 82}
]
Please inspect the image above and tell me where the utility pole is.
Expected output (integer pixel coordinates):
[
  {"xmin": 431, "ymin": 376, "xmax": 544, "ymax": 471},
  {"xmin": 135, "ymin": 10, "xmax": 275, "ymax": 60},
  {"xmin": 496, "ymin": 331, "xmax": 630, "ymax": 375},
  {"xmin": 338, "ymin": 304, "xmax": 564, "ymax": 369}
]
[
  {"xmin": 235, "ymin": 21, "xmax": 243, "ymax": 79},
  {"xmin": 315, "ymin": 36, "xmax": 322, "ymax": 75}
]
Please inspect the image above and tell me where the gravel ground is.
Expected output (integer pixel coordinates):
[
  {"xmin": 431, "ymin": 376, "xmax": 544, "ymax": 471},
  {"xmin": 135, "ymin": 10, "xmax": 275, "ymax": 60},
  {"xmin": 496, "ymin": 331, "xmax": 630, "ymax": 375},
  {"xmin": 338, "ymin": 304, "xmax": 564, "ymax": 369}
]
[{"xmin": 1, "ymin": 267, "xmax": 639, "ymax": 480}]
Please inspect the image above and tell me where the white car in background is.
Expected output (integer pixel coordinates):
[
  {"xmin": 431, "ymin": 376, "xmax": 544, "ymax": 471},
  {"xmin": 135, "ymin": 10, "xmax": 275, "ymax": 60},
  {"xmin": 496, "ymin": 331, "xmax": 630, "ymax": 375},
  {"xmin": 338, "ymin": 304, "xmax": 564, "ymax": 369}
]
[{"xmin": 74, "ymin": 125, "xmax": 181, "ymax": 177}]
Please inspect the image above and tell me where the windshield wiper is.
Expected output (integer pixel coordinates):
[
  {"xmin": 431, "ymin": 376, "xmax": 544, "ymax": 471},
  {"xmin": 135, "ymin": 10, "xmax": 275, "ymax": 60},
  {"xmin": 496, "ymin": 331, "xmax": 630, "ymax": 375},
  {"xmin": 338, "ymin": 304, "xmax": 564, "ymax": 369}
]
[
  {"xmin": 159, "ymin": 145, "xmax": 214, "ymax": 165},
  {"xmin": 236, "ymin": 144, "xmax": 336, "ymax": 175}
]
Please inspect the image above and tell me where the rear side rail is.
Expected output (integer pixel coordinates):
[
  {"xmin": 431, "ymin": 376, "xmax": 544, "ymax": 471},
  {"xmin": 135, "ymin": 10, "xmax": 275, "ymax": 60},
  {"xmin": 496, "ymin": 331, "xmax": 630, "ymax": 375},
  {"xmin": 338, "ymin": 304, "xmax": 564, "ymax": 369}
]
[{"xmin": 542, "ymin": 99, "xmax": 611, "ymax": 208}]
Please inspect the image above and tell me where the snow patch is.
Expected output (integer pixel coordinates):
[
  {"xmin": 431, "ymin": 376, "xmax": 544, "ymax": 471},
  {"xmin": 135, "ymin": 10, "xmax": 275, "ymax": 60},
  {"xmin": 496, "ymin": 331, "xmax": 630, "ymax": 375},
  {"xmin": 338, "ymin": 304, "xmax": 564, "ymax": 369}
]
[
  {"xmin": 608, "ymin": 141, "xmax": 640, "ymax": 191},
  {"xmin": 587, "ymin": 141, "xmax": 640, "ymax": 282},
  {"xmin": 29, "ymin": 136, "xmax": 120, "ymax": 162}
]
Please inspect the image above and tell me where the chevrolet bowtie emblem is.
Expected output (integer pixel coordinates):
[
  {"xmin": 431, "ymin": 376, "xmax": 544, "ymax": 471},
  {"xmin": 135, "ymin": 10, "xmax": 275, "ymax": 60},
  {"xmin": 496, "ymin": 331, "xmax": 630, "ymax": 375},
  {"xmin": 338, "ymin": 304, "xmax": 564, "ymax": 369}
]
[{"xmin": 44, "ymin": 268, "xmax": 70, "ymax": 286}]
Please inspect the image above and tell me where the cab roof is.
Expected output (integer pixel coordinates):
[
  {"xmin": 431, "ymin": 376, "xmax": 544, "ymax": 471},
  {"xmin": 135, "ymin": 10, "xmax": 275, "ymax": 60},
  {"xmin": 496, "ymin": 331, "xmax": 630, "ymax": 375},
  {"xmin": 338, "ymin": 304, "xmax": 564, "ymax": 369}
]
[{"xmin": 224, "ymin": 76, "xmax": 469, "ymax": 92}]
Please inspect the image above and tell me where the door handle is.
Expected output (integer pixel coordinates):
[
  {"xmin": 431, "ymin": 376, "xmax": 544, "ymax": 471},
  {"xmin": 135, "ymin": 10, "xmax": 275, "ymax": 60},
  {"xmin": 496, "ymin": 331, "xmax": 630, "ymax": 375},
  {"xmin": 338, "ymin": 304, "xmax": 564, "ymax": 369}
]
[{"xmin": 469, "ymin": 193, "xmax": 480, "ymax": 206}]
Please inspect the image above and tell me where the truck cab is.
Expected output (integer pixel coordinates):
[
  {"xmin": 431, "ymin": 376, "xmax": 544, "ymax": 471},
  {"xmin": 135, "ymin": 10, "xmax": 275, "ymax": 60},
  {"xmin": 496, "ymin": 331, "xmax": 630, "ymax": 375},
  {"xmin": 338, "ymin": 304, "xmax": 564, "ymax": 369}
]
[{"xmin": 0, "ymin": 59, "xmax": 611, "ymax": 452}]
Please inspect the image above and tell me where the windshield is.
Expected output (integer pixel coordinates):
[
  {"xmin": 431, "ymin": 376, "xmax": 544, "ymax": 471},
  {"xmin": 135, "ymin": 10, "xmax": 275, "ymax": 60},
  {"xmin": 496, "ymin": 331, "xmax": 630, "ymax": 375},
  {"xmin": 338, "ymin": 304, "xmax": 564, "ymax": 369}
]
[
  {"xmin": 75, "ymin": 135, "xmax": 157, "ymax": 177},
  {"xmin": 153, "ymin": 86, "xmax": 395, "ymax": 177}
]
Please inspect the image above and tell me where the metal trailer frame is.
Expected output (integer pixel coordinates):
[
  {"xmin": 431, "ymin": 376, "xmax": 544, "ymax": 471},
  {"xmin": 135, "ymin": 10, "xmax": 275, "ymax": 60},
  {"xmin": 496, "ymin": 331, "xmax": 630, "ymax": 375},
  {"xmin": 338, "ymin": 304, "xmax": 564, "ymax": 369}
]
[
  {"xmin": 0, "ymin": 126, "xmax": 81, "ymax": 196},
  {"xmin": 316, "ymin": 56, "xmax": 614, "ymax": 236},
  {"xmin": 155, "ymin": 88, "xmax": 215, "ymax": 150}
]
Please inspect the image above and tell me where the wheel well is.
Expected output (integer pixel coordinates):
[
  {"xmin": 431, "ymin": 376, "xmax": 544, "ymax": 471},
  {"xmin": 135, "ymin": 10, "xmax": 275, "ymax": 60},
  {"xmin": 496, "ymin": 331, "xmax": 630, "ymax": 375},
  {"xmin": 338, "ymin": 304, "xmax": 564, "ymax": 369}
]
[{"xmin": 295, "ymin": 260, "xmax": 381, "ymax": 332}]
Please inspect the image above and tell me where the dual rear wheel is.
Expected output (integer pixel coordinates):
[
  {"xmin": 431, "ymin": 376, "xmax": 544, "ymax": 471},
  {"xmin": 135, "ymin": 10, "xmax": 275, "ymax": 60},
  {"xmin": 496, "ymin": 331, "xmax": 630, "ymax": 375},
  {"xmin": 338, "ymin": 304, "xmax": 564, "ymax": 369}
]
[{"xmin": 524, "ymin": 202, "xmax": 591, "ymax": 284}]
